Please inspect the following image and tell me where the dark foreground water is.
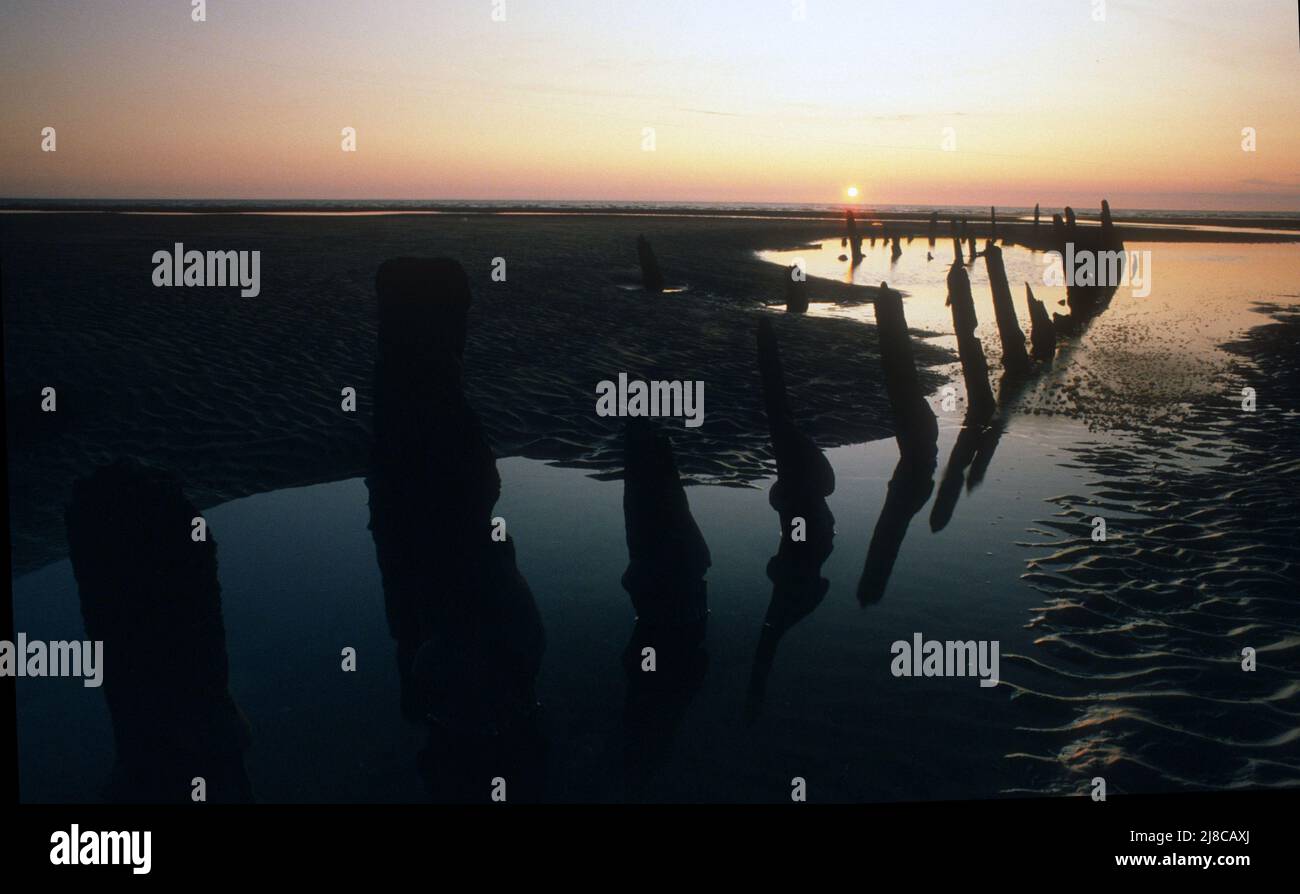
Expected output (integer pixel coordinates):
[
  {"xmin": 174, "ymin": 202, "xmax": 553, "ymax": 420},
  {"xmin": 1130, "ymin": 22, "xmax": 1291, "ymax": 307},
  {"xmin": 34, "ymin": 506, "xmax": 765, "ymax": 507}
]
[
  {"xmin": 13, "ymin": 419, "xmax": 1102, "ymax": 802},
  {"xmin": 13, "ymin": 241, "xmax": 1300, "ymax": 803}
]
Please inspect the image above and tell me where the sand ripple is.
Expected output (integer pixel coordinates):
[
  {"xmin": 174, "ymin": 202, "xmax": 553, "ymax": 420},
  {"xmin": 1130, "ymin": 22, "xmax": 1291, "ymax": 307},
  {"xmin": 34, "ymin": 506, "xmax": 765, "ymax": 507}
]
[{"xmin": 1008, "ymin": 308, "xmax": 1300, "ymax": 793}]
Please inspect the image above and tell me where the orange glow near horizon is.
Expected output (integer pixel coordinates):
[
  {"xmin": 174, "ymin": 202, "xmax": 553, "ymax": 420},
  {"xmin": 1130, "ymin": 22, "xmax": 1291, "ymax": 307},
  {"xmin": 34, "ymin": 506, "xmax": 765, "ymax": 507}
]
[{"xmin": 0, "ymin": 1, "xmax": 1297, "ymax": 211}]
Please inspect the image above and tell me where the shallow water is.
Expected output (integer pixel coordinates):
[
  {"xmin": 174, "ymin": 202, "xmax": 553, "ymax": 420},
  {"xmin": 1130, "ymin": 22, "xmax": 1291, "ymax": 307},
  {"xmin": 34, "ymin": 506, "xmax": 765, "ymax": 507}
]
[
  {"xmin": 16, "ymin": 417, "xmax": 1098, "ymax": 803},
  {"xmin": 12, "ymin": 241, "xmax": 1300, "ymax": 803},
  {"xmin": 760, "ymin": 238, "xmax": 1068, "ymax": 344},
  {"xmin": 760, "ymin": 240, "xmax": 1300, "ymax": 423},
  {"xmin": 759, "ymin": 239, "xmax": 1296, "ymax": 345}
]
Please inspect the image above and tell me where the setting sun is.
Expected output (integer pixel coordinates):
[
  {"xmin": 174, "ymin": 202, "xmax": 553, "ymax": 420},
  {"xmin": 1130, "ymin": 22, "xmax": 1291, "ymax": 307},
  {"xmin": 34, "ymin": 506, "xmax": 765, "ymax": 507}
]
[{"xmin": 846, "ymin": 186, "xmax": 860, "ymax": 199}]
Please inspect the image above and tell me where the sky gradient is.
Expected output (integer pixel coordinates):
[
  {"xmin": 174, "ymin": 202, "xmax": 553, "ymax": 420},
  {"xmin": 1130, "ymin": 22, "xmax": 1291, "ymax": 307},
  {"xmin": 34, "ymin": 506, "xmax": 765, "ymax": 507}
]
[{"xmin": 2, "ymin": 0, "xmax": 1298, "ymax": 210}]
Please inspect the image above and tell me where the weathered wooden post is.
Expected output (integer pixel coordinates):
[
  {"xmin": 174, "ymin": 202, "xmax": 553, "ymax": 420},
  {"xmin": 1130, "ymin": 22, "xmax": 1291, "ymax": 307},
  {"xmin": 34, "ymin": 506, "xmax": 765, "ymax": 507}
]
[
  {"xmin": 66, "ymin": 459, "xmax": 253, "ymax": 803},
  {"xmin": 1024, "ymin": 283, "xmax": 1056, "ymax": 361},
  {"xmin": 984, "ymin": 242, "xmax": 1031, "ymax": 374},
  {"xmin": 873, "ymin": 283, "xmax": 939, "ymax": 462},
  {"xmin": 946, "ymin": 257, "xmax": 996, "ymax": 421},
  {"xmin": 637, "ymin": 235, "xmax": 665, "ymax": 293}
]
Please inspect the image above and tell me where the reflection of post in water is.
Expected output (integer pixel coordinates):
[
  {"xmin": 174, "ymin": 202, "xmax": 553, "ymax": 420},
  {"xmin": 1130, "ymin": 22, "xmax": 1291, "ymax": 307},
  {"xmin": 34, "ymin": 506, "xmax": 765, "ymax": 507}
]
[
  {"xmin": 929, "ymin": 419, "xmax": 1004, "ymax": 533},
  {"xmin": 620, "ymin": 419, "xmax": 710, "ymax": 794},
  {"xmin": 65, "ymin": 459, "xmax": 252, "ymax": 803},
  {"xmin": 746, "ymin": 320, "xmax": 835, "ymax": 720},
  {"xmin": 368, "ymin": 257, "xmax": 546, "ymax": 803},
  {"xmin": 860, "ymin": 456, "xmax": 936, "ymax": 605},
  {"xmin": 966, "ymin": 418, "xmax": 1004, "ymax": 491},
  {"xmin": 858, "ymin": 285, "xmax": 939, "ymax": 604}
]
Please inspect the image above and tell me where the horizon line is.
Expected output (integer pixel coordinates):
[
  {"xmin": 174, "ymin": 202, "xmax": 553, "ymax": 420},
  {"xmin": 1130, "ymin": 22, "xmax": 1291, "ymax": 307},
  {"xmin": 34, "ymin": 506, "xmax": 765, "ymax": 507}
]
[{"xmin": 3, "ymin": 196, "xmax": 1300, "ymax": 216}]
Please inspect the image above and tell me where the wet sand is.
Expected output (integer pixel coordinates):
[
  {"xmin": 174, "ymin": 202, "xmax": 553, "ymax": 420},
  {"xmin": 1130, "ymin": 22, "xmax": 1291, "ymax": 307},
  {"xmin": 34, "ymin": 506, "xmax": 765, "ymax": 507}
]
[
  {"xmin": 14, "ymin": 297, "xmax": 1298, "ymax": 804},
  {"xmin": 4, "ymin": 209, "xmax": 1297, "ymax": 576},
  {"xmin": 1011, "ymin": 305, "xmax": 1300, "ymax": 793},
  {"xmin": 6, "ymin": 207, "xmax": 1298, "ymax": 802},
  {"xmin": 1, "ymin": 213, "xmax": 934, "ymax": 573}
]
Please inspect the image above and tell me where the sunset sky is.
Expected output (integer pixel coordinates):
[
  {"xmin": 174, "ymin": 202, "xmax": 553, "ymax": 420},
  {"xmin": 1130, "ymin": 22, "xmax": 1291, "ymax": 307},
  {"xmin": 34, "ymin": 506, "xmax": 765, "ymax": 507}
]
[{"xmin": 2, "ymin": 0, "xmax": 1297, "ymax": 209}]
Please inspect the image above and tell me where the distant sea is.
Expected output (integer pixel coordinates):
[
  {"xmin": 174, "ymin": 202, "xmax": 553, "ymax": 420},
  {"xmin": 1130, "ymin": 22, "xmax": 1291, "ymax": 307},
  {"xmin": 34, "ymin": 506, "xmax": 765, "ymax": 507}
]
[{"xmin": 2, "ymin": 197, "xmax": 1298, "ymax": 222}]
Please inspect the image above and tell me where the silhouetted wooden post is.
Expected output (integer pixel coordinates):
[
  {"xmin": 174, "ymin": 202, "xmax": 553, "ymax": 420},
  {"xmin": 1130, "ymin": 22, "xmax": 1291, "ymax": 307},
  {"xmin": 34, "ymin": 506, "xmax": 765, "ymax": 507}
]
[
  {"xmin": 946, "ymin": 258, "xmax": 996, "ymax": 420},
  {"xmin": 620, "ymin": 421, "xmax": 710, "ymax": 780},
  {"xmin": 371, "ymin": 257, "xmax": 496, "ymax": 521},
  {"xmin": 747, "ymin": 319, "xmax": 834, "ymax": 720},
  {"xmin": 371, "ymin": 257, "xmax": 546, "ymax": 800},
  {"xmin": 756, "ymin": 319, "xmax": 835, "ymax": 535},
  {"xmin": 637, "ymin": 235, "xmax": 664, "ymax": 293},
  {"xmin": 1024, "ymin": 283, "xmax": 1056, "ymax": 361},
  {"xmin": 983, "ymin": 242, "xmax": 1031, "ymax": 374},
  {"xmin": 1060, "ymin": 206, "xmax": 1081, "ymax": 252},
  {"xmin": 66, "ymin": 459, "xmax": 252, "ymax": 803},
  {"xmin": 873, "ymin": 283, "xmax": 939, "ymax": 463},
  {"xmin": 1100, "ymin": 198, "xmax": 1122, "ymax": 253},
  {"xmin": 845, "ymin": 210, "xmax": 863, "ymax": 263},
  {"xmin": 784, "ymin": 265, "xmax": 808, "ymax": 313}
]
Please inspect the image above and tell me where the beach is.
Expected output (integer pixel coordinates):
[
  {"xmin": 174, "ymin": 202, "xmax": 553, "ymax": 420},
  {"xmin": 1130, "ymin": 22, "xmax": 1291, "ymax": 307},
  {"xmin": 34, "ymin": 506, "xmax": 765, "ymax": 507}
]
[
  {"xmin": 5, "ymin": 205, "xmax": 1298, "ymax": 802},
  {"xmin": 6, "ymin": 207, "xmax": 1299, "ymax": 574},
  {"xmin": 3, "ymin": 210, "xmax": 952, "ymax": 575}
]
